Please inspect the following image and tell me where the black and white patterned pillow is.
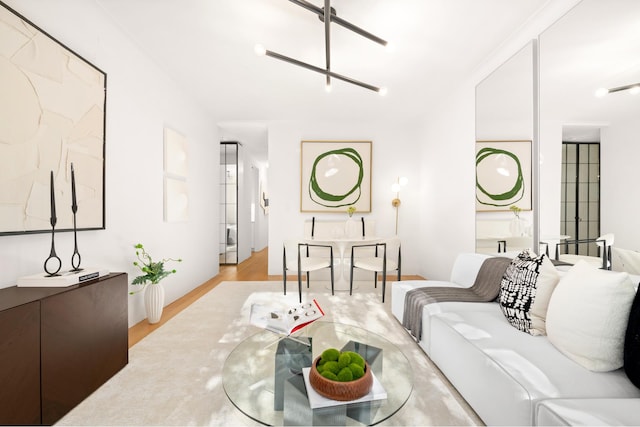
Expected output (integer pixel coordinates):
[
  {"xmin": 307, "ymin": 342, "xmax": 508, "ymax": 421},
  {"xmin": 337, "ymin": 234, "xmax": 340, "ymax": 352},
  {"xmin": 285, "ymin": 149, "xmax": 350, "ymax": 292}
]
[{"xmin": 499, "ymin": 250, "xmax": 559, "ymax": 335}]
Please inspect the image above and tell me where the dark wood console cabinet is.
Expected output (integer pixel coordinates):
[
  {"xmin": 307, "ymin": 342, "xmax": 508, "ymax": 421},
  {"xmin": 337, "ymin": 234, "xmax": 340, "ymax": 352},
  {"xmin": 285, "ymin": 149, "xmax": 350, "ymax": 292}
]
[{"xmin": 0, "ymin": 273, "xmax": 128, "ymax": 425}]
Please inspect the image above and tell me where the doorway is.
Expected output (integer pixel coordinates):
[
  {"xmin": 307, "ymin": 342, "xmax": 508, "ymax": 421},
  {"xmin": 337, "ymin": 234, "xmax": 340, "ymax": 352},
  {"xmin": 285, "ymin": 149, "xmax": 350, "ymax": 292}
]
[
  {"xmin": 220, "ymin": 142, "xmax": 238, "ymax": 264},
  {"xmin": 560, "ymin": 141, "xmax": 601, "ymax": 256}
]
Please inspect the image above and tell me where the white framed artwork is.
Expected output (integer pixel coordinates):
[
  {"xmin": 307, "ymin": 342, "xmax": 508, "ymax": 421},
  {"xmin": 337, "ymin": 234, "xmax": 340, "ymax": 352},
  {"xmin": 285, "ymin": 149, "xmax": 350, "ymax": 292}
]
[
  {"xmin": 163, "ymin": 176, "xmax": 188, "ymax": 222},
  {"xmin": 163, "ymin": 127, "xmax": 188, "ymax": 178}
]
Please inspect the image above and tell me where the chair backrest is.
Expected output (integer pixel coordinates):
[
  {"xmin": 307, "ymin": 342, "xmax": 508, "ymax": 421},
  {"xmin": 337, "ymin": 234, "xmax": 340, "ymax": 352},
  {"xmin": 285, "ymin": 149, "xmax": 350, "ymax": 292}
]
[
  {"xmin": 362, "ymin": 219, "xmax": 375, "ymax": 237},
  {"xmin": 556, "ymin": 235, "xmax": 613, "ymax": 270},
  {"xmin": 283, "ymin": 239, "xmax": 334, "ymax": 276},
  {"xmin": 303, "ymin": 218, "xmax": 376, "ymax": 239},
  {"xmin": 303, "ymin": 219, "xmax": 344, "ymax": 238},
  {"xmin": 501, "ymin": 237, "xmax": 533, "ymax": 255},
  {"xmin": 282, "ymin": 240, "xmax": 297, "ymax": 269},
  {"xmin": 283, "ymin": 240, "xmax": 308, "ymax": 272},
  {"xmin": 596, "ymin": 233, "xmax": 615, "ymax": 247},
  {"xmin": 383, "ymin": 236, "xmax": 401, "ymax": 262}
]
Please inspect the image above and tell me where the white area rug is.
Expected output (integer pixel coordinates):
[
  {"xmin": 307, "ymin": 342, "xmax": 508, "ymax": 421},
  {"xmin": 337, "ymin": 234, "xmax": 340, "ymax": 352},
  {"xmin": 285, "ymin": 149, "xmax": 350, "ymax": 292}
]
[{"xmin": 57, "ymin": 281, "xmax": 482, "ymax": 426}]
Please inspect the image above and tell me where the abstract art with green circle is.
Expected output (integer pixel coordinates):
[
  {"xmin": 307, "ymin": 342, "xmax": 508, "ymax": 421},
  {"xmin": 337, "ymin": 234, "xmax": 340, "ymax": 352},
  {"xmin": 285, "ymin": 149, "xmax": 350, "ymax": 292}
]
[
  {"xmin": 475, "ymin": 140, "xmax": 531, "ymax": 211},
  {"xmin": 300, "ymin": 141, "xmax": 372, "ymax": 213}
]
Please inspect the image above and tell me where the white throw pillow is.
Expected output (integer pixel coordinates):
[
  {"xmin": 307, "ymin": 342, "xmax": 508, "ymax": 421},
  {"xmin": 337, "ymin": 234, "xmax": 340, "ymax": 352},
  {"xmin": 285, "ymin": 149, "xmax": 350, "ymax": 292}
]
[
  {"xmin": 529, "ymin": 254, "xmax": 561, "ymax": 334},
  {"xmin": 546, "ymin": 260, "xmax": 636, "ymax": 372}
]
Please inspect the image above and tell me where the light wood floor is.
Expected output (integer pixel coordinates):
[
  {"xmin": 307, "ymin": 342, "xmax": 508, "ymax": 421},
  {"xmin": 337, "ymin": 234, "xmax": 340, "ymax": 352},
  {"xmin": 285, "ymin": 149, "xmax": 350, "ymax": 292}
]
[{"xmin": 128, "ymin": 247, "xmax": 423, "ymax": 347}]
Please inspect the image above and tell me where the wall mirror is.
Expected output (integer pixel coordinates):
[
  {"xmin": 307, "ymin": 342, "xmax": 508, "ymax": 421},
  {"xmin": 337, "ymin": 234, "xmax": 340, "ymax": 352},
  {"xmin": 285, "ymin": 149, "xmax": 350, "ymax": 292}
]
[
  {"xmin": 539, "ymin": 0, "xmax": 640, "ymax": 271},
  {"xmin": 475, "ymin": 41, "xmax": 537, "ymax": 255}
]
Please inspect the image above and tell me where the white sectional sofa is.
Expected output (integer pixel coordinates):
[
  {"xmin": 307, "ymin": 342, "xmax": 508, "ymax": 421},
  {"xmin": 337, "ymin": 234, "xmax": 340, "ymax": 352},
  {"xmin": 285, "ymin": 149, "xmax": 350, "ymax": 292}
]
[{"xmin": 391, "ymin": 253, "xmax": 640, "ymax": 426}]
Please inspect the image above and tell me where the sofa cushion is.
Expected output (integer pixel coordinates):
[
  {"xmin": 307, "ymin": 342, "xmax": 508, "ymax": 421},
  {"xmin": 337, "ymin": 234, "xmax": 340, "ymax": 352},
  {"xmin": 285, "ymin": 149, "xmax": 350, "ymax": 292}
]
[
  {"xmin": 625, "ymin": 287, "xmax": 640, "ymax": 387},
  {"xmin": 429, "ymin": 306, "xmax": 640, "ymax": 426},
  {"xmin": 536, "ymin": 398, "xmax": 640, "ymax": 426},
  {"xmin": 498, "ymin": 250, "xmax": 560, "ymax": 335},
  {"xmin": 546, "ymin": 260, "xmax": 636, "ymax": 372}
]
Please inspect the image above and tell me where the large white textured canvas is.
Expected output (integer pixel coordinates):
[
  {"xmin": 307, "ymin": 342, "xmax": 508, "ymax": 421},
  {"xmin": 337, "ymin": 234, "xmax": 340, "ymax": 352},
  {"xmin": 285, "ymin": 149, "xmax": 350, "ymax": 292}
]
[{"xmin": 0, "ymin": 3, "xmax": 106, "ymax": 234}]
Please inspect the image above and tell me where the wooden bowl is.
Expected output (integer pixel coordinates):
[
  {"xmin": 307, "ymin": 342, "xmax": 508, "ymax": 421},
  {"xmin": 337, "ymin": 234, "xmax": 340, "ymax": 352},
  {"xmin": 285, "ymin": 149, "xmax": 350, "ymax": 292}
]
[{"xmin": 308, "ymin": 356, "xmax": 373, "ymax": 401}]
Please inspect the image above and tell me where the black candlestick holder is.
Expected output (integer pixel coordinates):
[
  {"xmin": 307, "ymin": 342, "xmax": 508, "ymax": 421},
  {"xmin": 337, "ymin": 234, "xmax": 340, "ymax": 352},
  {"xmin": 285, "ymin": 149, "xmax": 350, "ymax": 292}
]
[
  {"xmin": 44, "ymin": 171, "xmax": 61, "ymax": 277},
  {"xmin": 44, "ymin": 225, "xmax": 62, "ymax": 276},
  {"xmin": 70, "ymin": 210, "xmax": 82, "ymax": 272},
  {"xmin": 70, "ymin": 165, "xmax": 82, "ymax": 272}
]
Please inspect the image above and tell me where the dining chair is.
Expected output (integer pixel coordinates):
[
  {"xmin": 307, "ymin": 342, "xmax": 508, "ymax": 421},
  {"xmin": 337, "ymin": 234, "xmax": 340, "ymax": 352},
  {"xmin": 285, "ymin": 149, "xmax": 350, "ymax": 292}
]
[
  {"xmin": 283, "ymin": 240, "xmax": 334, "ymax": 303},
  {"xmin": 349, "ymin": 237, "xmax": 401, "ymax": 302}
]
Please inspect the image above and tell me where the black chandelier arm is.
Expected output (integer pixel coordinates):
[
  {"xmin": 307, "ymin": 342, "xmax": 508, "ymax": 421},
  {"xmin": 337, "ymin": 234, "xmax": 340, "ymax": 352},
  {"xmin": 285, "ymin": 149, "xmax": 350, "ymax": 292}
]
[
  {"xmin": 264, "ymin": 49, "xmax": 381, "ymax": 93},
  {"xmin": 288, "ymin": 0, "xmax": 388, "ymax": 46},
  {"xmin": 607, "ymin": 82, "xmax": 640, "ymax": 93}
]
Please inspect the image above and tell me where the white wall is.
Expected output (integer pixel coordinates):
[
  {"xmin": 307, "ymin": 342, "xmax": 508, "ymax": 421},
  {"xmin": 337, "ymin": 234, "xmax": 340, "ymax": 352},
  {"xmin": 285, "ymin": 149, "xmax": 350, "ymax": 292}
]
[
  {"xmin": 1, "ymin": 0, "xmax": 219, "ymax": 326},
  {"xmin": 538, "ymin": 119, "xmax": 564, "ymax": 240},
  {"xmin": 266, "ymin": 120, "xmax": 422, "ymax": 277},
  {"xmin": 601, "ymin": 118, "xmax": 640, "ymax": 250},
  {"xmin": 417, "ymin": 84, "xmax": 478, "ymax": 280}
]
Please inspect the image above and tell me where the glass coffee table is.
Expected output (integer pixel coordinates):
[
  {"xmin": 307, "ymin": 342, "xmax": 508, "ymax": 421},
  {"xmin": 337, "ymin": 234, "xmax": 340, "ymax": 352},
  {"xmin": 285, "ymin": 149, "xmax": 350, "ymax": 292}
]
[{"xmin": 222, "ymin": 321, "xmax": 413, "ymax": 426}]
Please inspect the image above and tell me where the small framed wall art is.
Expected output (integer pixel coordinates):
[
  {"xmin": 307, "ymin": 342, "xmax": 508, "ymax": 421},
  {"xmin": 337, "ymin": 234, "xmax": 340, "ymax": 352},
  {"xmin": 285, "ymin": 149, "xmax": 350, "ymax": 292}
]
[{"xmin": 163, "ymin": 127, "xmax": 188, "ymax": 222}]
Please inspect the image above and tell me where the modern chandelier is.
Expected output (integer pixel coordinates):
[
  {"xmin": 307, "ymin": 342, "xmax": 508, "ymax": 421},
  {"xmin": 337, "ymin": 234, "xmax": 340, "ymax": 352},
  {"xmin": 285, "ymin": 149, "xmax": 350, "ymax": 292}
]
[
  {"xmin": 255, "ymin": 0, "xmax": 388, "ymax": 95},
  {"xmin": 594, "ymin": 82, "xmax": 640, "ymax": 97}
]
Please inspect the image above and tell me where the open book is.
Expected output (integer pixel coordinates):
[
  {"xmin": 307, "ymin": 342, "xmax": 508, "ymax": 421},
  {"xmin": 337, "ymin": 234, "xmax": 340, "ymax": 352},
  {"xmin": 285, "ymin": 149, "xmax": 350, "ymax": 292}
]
[{"xmin": 250, "ymin": 299, "xmax": 324, "ymax": 335}]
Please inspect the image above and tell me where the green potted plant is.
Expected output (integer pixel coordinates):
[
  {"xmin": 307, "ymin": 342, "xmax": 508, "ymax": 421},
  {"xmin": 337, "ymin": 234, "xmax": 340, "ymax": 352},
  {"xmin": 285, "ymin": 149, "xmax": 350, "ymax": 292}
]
[
  {"xmin": 309, "ymin": 347, "xmax": 372, "ymax": 401},
  {"xmin": 130, "ymin": 243, "xmax": 181, "ymax": 324}
]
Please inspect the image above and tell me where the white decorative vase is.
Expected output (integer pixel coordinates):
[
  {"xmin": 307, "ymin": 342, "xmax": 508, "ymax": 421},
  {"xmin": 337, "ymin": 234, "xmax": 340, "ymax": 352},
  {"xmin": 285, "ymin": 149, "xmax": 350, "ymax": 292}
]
[
  {"xmin": 509, "ymin": 217, "xmax": 525, "ymax": 237},
  {"xmin": 345, "ymin": 217, "xmax": 359, "ymax": 238},
  {"xmin": 144, "ymin": 283, "xmax": 165, "ymax": 324}
]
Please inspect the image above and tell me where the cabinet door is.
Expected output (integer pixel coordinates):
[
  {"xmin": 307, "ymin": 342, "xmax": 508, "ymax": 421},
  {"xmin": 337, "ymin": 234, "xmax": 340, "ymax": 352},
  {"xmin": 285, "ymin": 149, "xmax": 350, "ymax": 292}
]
[
  {"xmin": 0, "ymin": 302, "xmax": 41, "ymax": 425},
  {"xmin": 41, "ymin": 274, "xmax": 128, "ymax": 425}
]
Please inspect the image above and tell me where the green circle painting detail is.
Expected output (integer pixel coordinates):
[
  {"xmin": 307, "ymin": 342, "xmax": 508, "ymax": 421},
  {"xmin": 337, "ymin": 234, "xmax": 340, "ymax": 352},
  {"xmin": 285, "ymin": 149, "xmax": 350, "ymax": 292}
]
[
  {"xmin": 309, "ymin": 148, "xmax": 364, "ymax": 208},
  {"xmin": 476, "ymin": 147, "xmax": 524, "ymax": 207}
]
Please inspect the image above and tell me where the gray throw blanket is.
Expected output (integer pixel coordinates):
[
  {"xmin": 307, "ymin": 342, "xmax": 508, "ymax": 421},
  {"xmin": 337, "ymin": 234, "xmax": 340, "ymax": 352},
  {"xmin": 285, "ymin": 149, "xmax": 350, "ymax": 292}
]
[{"xmin": 402, "ymin": 257, "xmax": 511, "ymax": 341}]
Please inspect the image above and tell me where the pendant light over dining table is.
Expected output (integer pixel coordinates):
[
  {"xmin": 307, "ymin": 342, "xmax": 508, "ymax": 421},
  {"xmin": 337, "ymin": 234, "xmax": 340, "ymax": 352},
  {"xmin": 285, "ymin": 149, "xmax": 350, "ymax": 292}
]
[{"xmin": 255, "ymin": 0, "xmax": 389, "ymax": 95}]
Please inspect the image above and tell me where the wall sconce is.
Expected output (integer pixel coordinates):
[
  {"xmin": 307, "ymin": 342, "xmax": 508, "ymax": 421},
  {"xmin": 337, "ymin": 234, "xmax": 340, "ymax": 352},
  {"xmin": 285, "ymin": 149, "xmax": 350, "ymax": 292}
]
[{"xmin": 391, "ymin": 176, "xmax": 408, "ymax": 235}]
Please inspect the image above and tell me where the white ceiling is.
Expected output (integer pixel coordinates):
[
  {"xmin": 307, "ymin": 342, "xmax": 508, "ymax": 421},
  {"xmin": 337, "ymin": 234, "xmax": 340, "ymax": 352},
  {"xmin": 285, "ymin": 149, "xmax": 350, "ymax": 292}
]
[
  {"xmin": 94, "ymin": 0, "xmax": 552, "ymax": 159},
  {"xmin": 539, "ymin": 0, "xmax": 640, "ymax": 142}
]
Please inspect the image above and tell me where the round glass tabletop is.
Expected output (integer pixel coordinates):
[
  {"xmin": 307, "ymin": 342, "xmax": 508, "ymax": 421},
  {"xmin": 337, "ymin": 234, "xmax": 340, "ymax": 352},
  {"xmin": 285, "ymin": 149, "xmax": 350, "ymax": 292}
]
[{"xmin": 222, "ymin": 321, "xmax": 413, "ymax": 426}]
